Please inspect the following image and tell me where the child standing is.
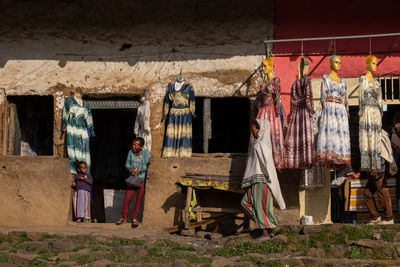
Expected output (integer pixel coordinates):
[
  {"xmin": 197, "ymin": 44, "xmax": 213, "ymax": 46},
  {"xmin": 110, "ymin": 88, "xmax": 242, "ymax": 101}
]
[{"xmin": 72, "ymin": 161, "xmax": 93, "ymax": 223}]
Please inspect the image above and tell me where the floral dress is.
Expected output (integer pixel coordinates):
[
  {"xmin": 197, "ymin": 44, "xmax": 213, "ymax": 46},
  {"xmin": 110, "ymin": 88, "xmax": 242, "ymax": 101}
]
[
  {"xmin": 285, "ymin": 76, "xmax": 314, "ymax": 168},
  {"xmin": 256, "ymin": 77, "xmax": 285, "ymax": 168},
  {"xmin": 358, "ymin": 75, "xmax": 382, "ymax": 171},
  {"xmin": 316, "ymin": 75, "xmax": 351, "ymax": 169}
]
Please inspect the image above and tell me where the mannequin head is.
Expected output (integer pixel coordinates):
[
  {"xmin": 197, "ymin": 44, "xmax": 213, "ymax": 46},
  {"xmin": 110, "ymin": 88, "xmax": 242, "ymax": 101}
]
[
  {"xmin": 329, "ymin": 55, "xmax": 341, "ymax": 72},
  {"xmin": 262, "ymin": 57, "xmax": 274, "ymax": 75},
  {"xmin": 366, "ymin": 55, "xmax": 378, "ymax": 73},
  {"xmin": 73, "ymin": 87, "xmax": 83, "ymax": 98}
]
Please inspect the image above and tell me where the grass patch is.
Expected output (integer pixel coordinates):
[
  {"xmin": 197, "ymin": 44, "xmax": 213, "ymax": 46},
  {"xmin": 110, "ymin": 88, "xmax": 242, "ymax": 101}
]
[
  {"xmin": 72, "ymin": 245, "xmax": 85, "ymax": 252},
  {"xmin": 28, "ymin": 259, "xmax": 47, "ymax": 267},
  {"xmin": 186, "ymin": 254, "xmax": 211, "ymax": 264},
  {"xmin": 39, "ymin": 234, "xmax": 56, "ymax": 241},
  {"xmin": 141, "ymin": 240, "xmax": 196, "ymax": 263},
  {"xmin": 213, "ymin": 241, "xmax": 285, "ymax": 258},
  {"xmin": 69, "ymin": 254, "xmax": 98, "ymax": 265},
  {"xmin": 243, "ymin": 256, "xmax": 284, "ymax": 267},
  {"xmin": 16, "ymin": 235, "xmax": 30, "ymax": 245},
  {"xmin": 347, "ymin": 247, "xmax": 364, "ymax": 259},
  {"xmin": 109, "ymin": 238, "xmax": 144, "ymax": 247},
  {"xmin": 107, "ymin": 252, "xmax": 136, "ymax": 263},
  {"xmin": 0, "ymin": 253, "xmax": 14, "ymax": 263}
]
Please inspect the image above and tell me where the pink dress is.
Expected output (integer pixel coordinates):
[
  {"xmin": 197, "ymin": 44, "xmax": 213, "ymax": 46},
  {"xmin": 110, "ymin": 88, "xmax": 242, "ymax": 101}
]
[{"xmin": 256, "ymin": 77, "xmax": 286, "ymax": 169}]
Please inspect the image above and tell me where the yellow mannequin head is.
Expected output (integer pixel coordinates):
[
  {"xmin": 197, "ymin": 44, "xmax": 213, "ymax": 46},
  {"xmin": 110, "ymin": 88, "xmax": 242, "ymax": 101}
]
[
  {"xmin": 366, "ymin": 55, "xmax": 378, "ymax": 73},
  {"xmin": 262, "ymin": 57, "xmax": 274, "ymax": 75},
  {"xmin": 329, "ymin": 55, "xmax": 341, "ymax": 72}
]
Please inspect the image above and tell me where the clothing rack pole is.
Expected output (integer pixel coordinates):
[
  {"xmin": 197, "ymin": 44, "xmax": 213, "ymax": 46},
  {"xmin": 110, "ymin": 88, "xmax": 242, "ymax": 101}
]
[{"xmin": 264, "ymin": 32, "xmax": 400, "ymax": 43}]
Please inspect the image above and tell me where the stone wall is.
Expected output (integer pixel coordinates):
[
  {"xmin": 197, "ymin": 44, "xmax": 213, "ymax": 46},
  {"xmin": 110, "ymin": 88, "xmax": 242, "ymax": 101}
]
[{"xmin": 0, "ymin": 156, "xmax": 71, "ymax": 227}]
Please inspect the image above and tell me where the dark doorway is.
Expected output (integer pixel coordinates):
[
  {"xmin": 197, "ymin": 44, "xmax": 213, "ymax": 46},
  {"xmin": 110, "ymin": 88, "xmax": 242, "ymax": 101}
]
[
  {"xmin": 90, "ymin": 107, "xmax": 137, "ymax": 222},
  {"xmin": 6, "ymin": 96, "xmax": 53, "ymax": 156}
]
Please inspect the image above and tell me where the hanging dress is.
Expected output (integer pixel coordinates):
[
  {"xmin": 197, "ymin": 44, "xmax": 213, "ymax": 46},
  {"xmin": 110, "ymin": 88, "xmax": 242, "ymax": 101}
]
[
  {"xmin": 316, "ymin": 75, "xmax": 351, "ymax": 169},
  {"xmin": 256, "ymin": 77, "xmax": 286, "ymax": 168},
  {"xmin": 285, "ymin": 76, "xmax": 314, "ymax": 168},
  {"xmin": 162, "ymin": 83, "xmax": 195, "ymax": 158},
  {"xmin": 134, "ymin": 100, "xmax": 152, "ymax": 152},
  {"xmin": 358, "ymin": 75, "xmax": 382, "ymax": 171},
  {"xmin": 301, "ymin": 108, "xmax": 326, "ymax": 189},
  {"xmin": 62, "ymin": 97, "xmax": 95, "ymax": 174}
]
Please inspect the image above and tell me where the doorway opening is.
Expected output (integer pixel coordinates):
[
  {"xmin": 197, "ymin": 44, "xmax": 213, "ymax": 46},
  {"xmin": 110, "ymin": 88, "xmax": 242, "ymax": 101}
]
[
  {"xmin": 88, "ymin": 98, "xmax": 140, "ymax": 222},
  {"xmin": 6, "ymin": 96, "xmax": 53, "ymax": 156}
]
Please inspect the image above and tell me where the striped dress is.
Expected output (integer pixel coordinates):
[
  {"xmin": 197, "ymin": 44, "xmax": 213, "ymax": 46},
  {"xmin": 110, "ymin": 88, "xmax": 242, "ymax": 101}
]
[
  {"xmin": 162, "ymin": 83, "xmax": 195, "ymax": 158},
  {"xmin": 62, "ymin": 97, "xmax": 95, "ymax": 174}
]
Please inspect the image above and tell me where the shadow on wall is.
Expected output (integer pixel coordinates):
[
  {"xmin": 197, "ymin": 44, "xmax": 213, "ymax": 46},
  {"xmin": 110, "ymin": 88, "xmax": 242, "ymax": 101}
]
[{"xmin": 0, "ymin": 0, "xmax": 273, "ymax": 67}]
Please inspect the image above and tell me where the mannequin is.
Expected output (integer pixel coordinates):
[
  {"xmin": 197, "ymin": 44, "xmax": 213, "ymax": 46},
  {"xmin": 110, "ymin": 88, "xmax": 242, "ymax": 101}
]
[
  {"xmin": 359, "ymin": 55, "xmax": 382, "ymax": 171},
  {"xmin": 316, "ymin": 55, "xmax": 351, "ymax": 169},
  {"xmin": 285, "ymin": 58, "xmax": 314, "ymax": 169},
  {"xmin": 62, "ymin": 88, "xmax": 95, "ymax": 174},
  {"xmin": 134, "ymin": 90, "xmax": 152, "ymax": 152},
  {"xmin": 162, "ymin": 76, "xmax": 195, "ymax": 157},
  {"xmin": 74, "ymin": 88, "xmax": 84, "ymax": 106},
  {"xmin": 255, "ymin": 57, "xmax": 286, "ymax": 168}
]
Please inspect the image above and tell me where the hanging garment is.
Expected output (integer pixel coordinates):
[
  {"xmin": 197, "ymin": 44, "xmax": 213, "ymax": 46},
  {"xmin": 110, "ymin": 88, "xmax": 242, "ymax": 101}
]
[
  {"xmin": 285, "ymin": 76, "xmax": 314, "ymax": 169},
  {"xmin": 62, "ymin": 97, "xmax": 95, "ymax": 174},
  {"xmin": 242, "ymin": 119, "xmax": 286, "ymax": 211},
  {"xmin": 301, "ymin": 108, "xmax": 326, "ymax": 189},
  {"xmin": 358, "ymin": 75, "xmax": 382, "ymax": 171},
  {"xmin": 316, "ymin": 75, "xmax": 351, "ymax": 169},
  {"xmin": 162, "ymin": 83, "xmax": 195, "ymax": 157},
  {"xmin": 256, "ymin": 77, "xmax": 286, "ymax": 168},
  {"xmin": 134, "ymin": 100, "xmax": 152, "ymax": 152}
]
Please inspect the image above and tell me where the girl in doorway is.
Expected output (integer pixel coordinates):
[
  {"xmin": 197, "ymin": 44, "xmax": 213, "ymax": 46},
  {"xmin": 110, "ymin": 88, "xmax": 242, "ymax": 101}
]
[{"xmin": 72, "ymin": 161, "xmax": 93, "ymax": 223}]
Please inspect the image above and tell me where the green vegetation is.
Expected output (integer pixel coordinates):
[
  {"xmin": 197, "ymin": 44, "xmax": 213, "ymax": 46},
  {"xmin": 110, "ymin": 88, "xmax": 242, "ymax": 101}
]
[
  {"xmin": 213, "ymin": 241, "xmax": 285, "ymax": 258},
  {"xmin": 39, "ymin": 234, "xmax": 57, "ymax": 241},
  {"xmin": 0, "ymin": 253, "xmax": 14, "ymax": 263},
  {"xmin": 69, "ymin": 254, "xmax": 98, "ymax": 265}
]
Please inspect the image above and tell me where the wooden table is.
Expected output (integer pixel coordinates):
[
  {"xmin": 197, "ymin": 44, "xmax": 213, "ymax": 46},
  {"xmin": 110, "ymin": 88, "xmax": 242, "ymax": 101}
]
[{"xmin": 176, "ymin": 174, "xmax": 245, "ymax": 230}]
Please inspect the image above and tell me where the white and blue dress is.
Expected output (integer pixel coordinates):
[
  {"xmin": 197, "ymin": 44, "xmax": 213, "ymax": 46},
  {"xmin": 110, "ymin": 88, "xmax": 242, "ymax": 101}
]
[{"xmin": 316, "ymin": 75, "xmax": 351, "ymax": 169}]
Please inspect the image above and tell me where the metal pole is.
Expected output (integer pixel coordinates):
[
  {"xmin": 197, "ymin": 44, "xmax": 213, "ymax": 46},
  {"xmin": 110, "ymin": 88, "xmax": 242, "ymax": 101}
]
[{"xmin": 264, "ymin": 32, "xmax": 400, "ymax": 43}]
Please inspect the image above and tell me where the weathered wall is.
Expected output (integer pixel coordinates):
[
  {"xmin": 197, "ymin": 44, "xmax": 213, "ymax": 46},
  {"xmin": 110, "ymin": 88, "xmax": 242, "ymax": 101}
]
[
  {"xmin": 0, "ymin": 0, "xmax": 273, "ymax": 158},
  {"xmin": 0, "ymin": 156, "xmax": 71, "ymax": 227},
  {"xmin": 143, "ymin": 156, "xmax": 300, "ymax": 230}
]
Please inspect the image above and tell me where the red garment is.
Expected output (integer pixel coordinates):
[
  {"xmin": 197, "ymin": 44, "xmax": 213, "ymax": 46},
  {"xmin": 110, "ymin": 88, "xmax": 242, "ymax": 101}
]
[
  {"xmin": 256, "ymin": 77, "xmax": 286, "ymax": 169},
  {"xmin": 284, "ymin": 76, "xmax": 314, "ymax": 168},
  {"xmin": 122, "ymin": 181, "xmax": 145, "ymax": 220}
]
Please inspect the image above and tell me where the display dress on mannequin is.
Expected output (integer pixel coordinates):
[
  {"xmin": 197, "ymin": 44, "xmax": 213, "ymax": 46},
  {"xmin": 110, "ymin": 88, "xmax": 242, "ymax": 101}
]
[
  {"xmin": 256, "ymin": 57, "xmax": 286, "ymax": 169},
  {"xmin": 316, "ymin": 55, "xmax": 351, "ymax": 169},
  {"xmin": 359, "ymin": 56, "xmax": 382, "ymax": 171},
  {"xmin": 134, "ymin": 91, "xmax": 152, "ymax": 152},
  {"xmin": 162, "ymin": 77, "xmax": 195, "ymax": 157},
  {"xmin": 285, "ymin": 58, "xmax": 314, "ymax": 169},
  {"xmin": 62, "ymin": 88, "xmax": 95, "ymax": 174}
]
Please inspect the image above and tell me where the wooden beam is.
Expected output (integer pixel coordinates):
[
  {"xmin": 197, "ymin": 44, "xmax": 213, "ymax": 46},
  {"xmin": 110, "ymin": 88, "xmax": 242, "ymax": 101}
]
[
  {"xmin": 165, "ymin": 214, "xmax": 233, "ymax": 233},
  {"xmin": 184, "ymin": 187, "xmax": 193, "ymax": 229},
  {"xmin": 203, "ymin": 98, "xmax": 211, "ymax": 153}
]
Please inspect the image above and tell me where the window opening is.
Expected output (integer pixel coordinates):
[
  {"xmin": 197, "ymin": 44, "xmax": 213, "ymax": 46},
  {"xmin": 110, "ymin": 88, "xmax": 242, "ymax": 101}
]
[
  {"xmin": 379, "ymin": 76, "xmax": 400, "ymax": 104},
  {"xmin": 192, "ymin": 97, "xmax": 250, "ymax": 154},
  {"xmin": 6, "ymin": 96, "xmax": 53, "ymax": 156}
]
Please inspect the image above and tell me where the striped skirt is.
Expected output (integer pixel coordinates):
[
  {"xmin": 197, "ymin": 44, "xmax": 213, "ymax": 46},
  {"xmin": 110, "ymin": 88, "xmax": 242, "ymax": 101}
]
[
  {"xmin": 162, "ymin": 108, "xmax": 193, "ymax": 158},
  {"xmin": 241, "ymin": 182, "xmax": 278, "ymax": 229},
  {"xmin": 73, "ymin": 190, "xmax": 91, "ymax": 219}
]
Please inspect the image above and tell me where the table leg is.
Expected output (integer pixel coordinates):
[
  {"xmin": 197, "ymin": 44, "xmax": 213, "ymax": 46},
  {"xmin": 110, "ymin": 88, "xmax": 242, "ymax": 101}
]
[{"xmin": 184, "ymin": 186, "xmax": 193, "ymax": 229}]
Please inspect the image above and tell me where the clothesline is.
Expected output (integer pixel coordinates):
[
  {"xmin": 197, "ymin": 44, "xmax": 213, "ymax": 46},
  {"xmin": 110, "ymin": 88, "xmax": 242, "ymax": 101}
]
[{"xmin": 264, "ymin": 32, "xmax": 400, "ymax": 57}]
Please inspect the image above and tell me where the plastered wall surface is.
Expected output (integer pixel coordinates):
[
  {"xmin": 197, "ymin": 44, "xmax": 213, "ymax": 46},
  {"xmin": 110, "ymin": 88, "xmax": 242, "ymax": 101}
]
[{"xmin": 0, "ymin": 157, "xmax": 71, "ymax": 227}]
